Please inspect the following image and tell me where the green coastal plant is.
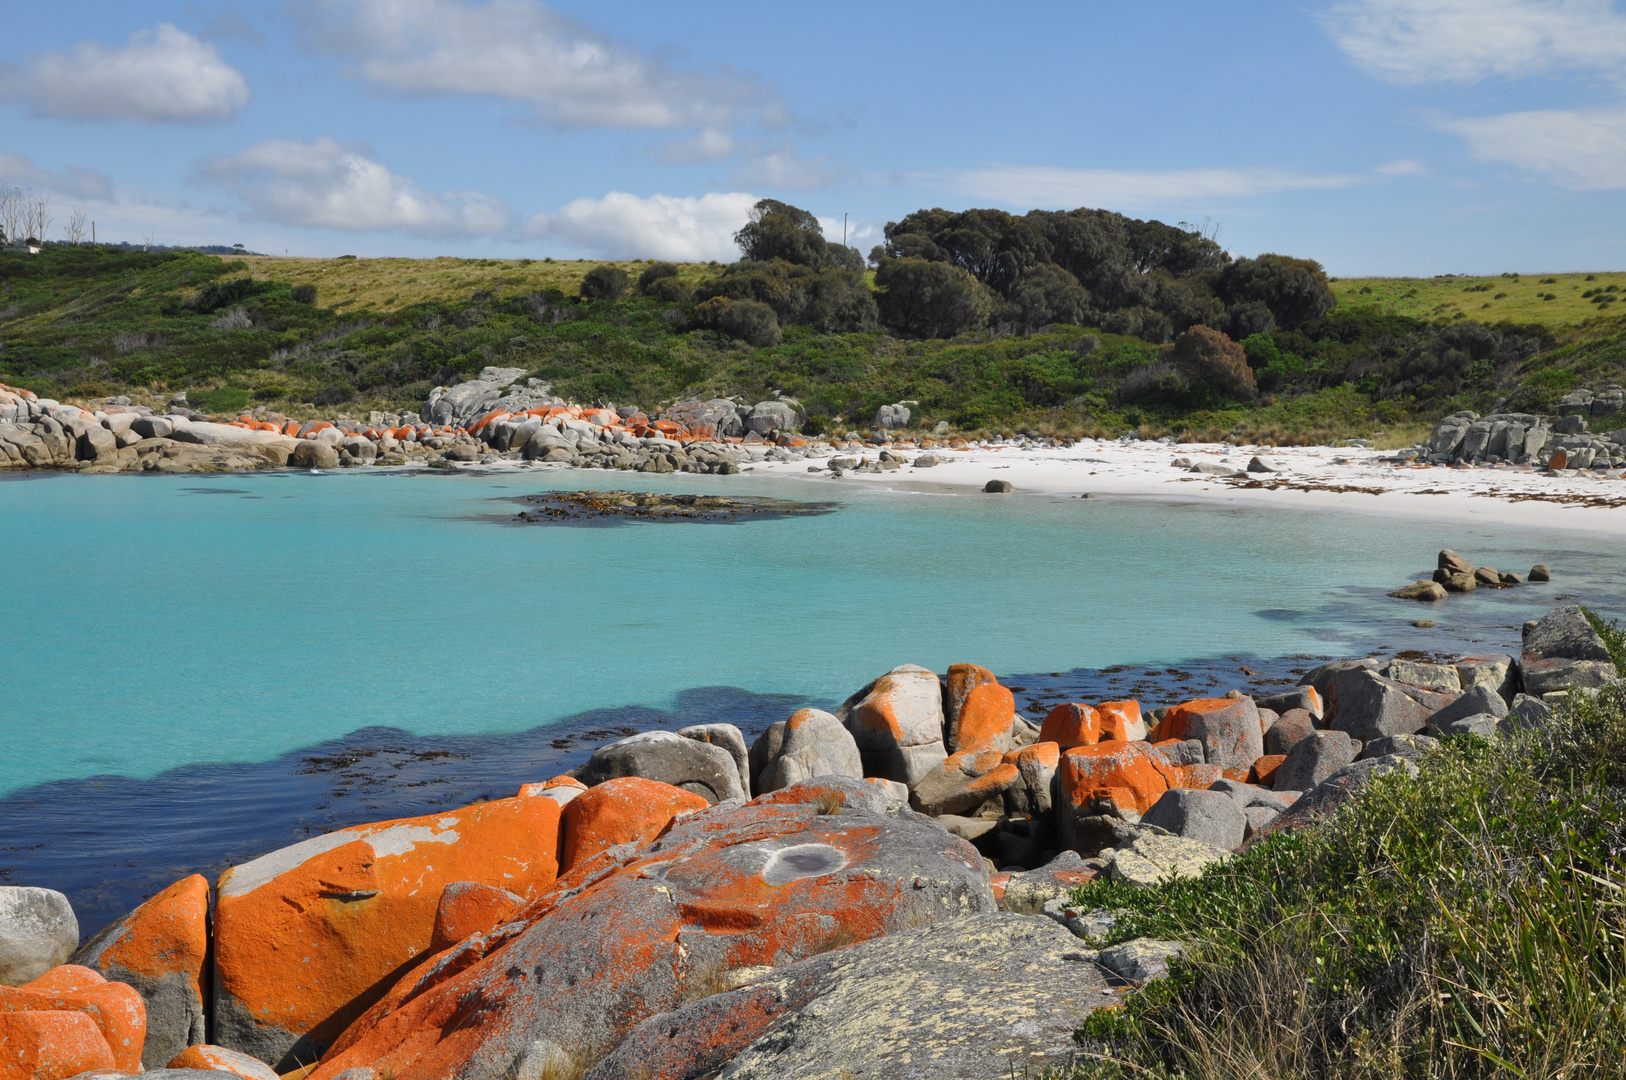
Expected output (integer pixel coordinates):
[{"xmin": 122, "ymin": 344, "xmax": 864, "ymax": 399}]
[{"xmin": 1049, "ymin": 617, "xmax": 1626, "ymax": 1080}]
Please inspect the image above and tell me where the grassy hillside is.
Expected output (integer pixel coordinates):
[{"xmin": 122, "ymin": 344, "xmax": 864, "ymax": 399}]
[{"xmin": 2, "ymin": 246, "xmax": 1623, "ymax": 444}]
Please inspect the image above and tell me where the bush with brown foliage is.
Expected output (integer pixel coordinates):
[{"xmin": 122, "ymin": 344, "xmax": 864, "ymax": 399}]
[{"xmin": 1168, "ymin": 325, "xmax": 1256, "ymax": 400}]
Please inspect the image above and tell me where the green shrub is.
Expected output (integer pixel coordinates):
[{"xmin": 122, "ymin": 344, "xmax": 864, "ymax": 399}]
[
  {"xmin": 291, "ymin": 284, "xmax": 317, "ymax": 305},
  {"xmin": 579, "ymin": 265, "xmax": 630, "ymax": 302}
]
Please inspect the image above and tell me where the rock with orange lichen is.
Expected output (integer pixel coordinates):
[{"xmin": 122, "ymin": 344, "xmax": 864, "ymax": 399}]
[
  {"xmin": 1056, "ymin": 742, "xmax": 1173, "ymax": 854},
  {"xmin": 1038, "ymin": 703, "xmax": 1100, "ymax": 749},
  {"xmin": 942, "ymin": 663, "xmax": 998, "ymax": 750},
  {"xmin": 73, "ymin": 874, "xmax": 209, "ymax": 1067},
  {"xmin": 559, "ymin": 776, "xmax": 710, "ymax": 873},
  {"xmin": 839, "ymin": 665, "xmax": 948, "ymax": 786},
  {"xmin": 1157, "ymin": 697, "xmax": 1266, "ymax": 772},
  {"xmin": 517, "ymin": 775, "xmax": 587, "ymax": 805},
  {"xmin": 0, "ymin": 965, "xmax": 145, "ymax": 1073},
  {"xmin": 0, "ymin": 1008, "xmax": 115, "ymax": 1080},
  {"xmin": 951, "ymin": 682, "xmax": 1016, "ymax": 754},
  {"xmin": 1094, "ymin": 700, "xmax": 1149, "ymax": 742},
  {"xmin": 305, "ymin": 799, "xmax": 993, "ymax": 1080},
  {"xmin": 429, "ymin": 883, "xmax": 523, "ymax": 953},
  {"xmin": 583, "ymin": 913, "xmax": 1112, "ymax": 1080},
  {"xmin": 748, "ymin": 709, "xmax": 863, "ymax": 795},
  {"xmin": 211, "ymin": 796, "xmax": 562, "ymax": 1072},
  {"xmin": 167, "ymin": 1043, "xmax": 280, "ymax": 1079},
  {"xmin": 909, "ymin": 750, "xmax": 1014, "ymax": 817}
]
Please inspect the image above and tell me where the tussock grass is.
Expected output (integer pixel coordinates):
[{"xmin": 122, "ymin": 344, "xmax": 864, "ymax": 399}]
[{"xmin": 1049, "ymin": 612, "xmax": 1626, "ymax": 1080}]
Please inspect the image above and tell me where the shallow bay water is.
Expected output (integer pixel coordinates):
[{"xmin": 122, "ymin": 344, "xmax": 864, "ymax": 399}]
[{"xmin": 2, "ymin": 467, "xmax": 1622, "ymax": 933}]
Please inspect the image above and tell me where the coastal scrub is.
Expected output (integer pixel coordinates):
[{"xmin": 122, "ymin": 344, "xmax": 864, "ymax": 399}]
[{"xmin": 1054, "ymin": 615, "xmax": 1626, "ymax": 1080}]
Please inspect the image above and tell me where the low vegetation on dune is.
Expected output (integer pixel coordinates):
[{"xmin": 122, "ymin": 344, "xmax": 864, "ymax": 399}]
[
  {"xmin": 2, "ymin": 199, "xmax": 1623, "ymax": 442},
  {"xmin": 1052, "ymin": 615, "xmax": 1626, "ymax": 1080}
]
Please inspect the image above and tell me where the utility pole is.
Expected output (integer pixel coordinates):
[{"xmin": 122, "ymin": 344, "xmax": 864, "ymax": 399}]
[
  {"xmin": 91, "ymin": 221, "xmax": 95, "ymax": 244},
  {"xmin": 842, "ymin": 213, "xmax": 848, "ymax": 247}
]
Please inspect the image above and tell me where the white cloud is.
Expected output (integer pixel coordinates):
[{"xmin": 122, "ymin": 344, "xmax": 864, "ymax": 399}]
[
  {"xmin": 654, "ymin": 128, "xmax": 739, "ymax": 164},
  {"xmin": 735, "ymin": 147, "xmax": 846, "ymax": 189},
  {"xmin": 0, "ymin": 24, "xmax": 251, "ymax": 123},
  {"xmin": 949, "ymin": 165, "xmax": 1366, "ymax": 209},
  {"xmin": 1439, "ymin": 105, "xmax": 1626, "ymax": 187},
  {"xmin": 199, "ymin": 138, "xmax": 515, "ymax": 236},
  {"xmin": 0, "ymin": 151, "xmax": 116, "ymax": 201},
  {"xmin": 294, "ymin": 0, "xmax": 783, "ymax": 129},
  {"xmin": 526, "ymin": 191, "xmax": 758, "ymax": 260},
  {"xmin": 1323, "ymin": 0, "xmax": 1626, "ymax": 85}
]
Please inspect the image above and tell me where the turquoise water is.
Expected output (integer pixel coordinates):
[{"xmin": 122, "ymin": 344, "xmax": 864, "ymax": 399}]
[{"xmin": 2, "ymin": 468, "xmax": 1622, "ymax": 799}]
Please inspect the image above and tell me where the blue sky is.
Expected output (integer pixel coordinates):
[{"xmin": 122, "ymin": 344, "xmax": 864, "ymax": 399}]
[{"xmin": 3, "ymin": 0, "xmax": 1626, "ymax": 274}]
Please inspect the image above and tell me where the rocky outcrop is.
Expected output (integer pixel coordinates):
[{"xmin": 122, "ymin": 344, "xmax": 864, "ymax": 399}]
[
  {"xmin": 559, "ymin": 777, "xmax": 710, "ymax": 873},
  {"xmin": 421, "ymin": 367, "xmax": 560, "ymax": 429},
  {"xmin": 305, "ymin": 797, "xmax": 992, "ymax": 1080},
  {"xmin": 1420, "ymin": 403, "xmax": 1626, "ymax": 469},
  {"xmin": 0, "ymin": 887, "xmax": 79, "ymax": 988},
  {"xmin": 1521, "ymin": 604, "xmax": 1618, "ymax": 695},
  {"xmin": 72, "ymin": 874, "xmax": 209, "ymax": 1068},
  {"xmin": 587, "ymin": 913, "xmax": 1109, "ymax": 1080}
]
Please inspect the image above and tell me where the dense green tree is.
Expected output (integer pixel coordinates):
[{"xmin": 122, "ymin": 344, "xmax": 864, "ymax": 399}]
[
  {"xmin": 732, "ymin": 198, "xmax": 860, "ymax": 270},
  {"xmin": 874, "ymin": 257, "xmax": 993, "ymax": 338},
  {"xmin": 1005, "ymin": 264, "xmax": 1091, "ymax": 331},
  {"xmin": 1219, "ymin": 254, "xmax": 1335, "ymax": 330}
]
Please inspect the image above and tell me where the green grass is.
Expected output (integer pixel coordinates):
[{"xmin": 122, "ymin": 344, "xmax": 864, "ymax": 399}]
[
  {"xmin": 1335, "ymin": 272, "xmax": 1626, "ymax": 329},
  {"xmin": 3, "ymin": 247, "xmax": 1624, "ymax": 441},
  {"xmin": 1048, "ymin": 613, "xmax": 1626, "ymax": 1080}
]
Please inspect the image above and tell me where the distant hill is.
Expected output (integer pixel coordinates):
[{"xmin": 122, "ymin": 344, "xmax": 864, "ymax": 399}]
[{"xmin": 1, "ymin": 224, "xmax": 1622, "ymax": 445}]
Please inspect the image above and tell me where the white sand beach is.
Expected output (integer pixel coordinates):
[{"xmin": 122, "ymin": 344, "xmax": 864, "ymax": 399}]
[{"xmin": 748, "ymin": 440, "xmax": 1626, "ymax": 535}]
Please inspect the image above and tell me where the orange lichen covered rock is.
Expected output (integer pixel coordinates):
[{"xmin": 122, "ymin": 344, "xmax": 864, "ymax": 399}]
[
  {"xmin": 430, "ymin": 883, "xmax": 523, "ymax": 953},
  {"xmin": 559, "ymin": 777, "xmax": 709, "ymax": 874},
  {"xmin": 306, "ymin": 800, "xmax": 993, "ymax": 1080},
  {"xmin": 1249, "ymin": 755, "xmax": 1287, "ymax": 787},
  {"xmin": 517, "ymin": 775, "xmax": 587, "ymax": 806},
  {"xmin": 0, "ymin": 1009, "xmax": 115, "ymax": 1080},
  {"xmin": 0, "ymin": 966, "xmax": 144, "ymax": 1073},
  {"xmin": 168, "ymin": 1042, "xmax": 281, "ymax": 1079},
  {"xmin": 1056, "ymin": 742, "xmax": 1171, "ymax": 852},
  {"xmin": 72, "ymin": 873, "xmax": 208, "ymax": 1068},
  {"xmin": 1039, "ymin": 703, "xmax": 1100, "ymax": 749},
  {"xmin": 212, "ymin": 796, "xmax": 562, "ymax": 1072},
  {"xmin": 943, "ymin": 663, "xmax": 998, "ymax": 749},
  {"xmin": 1158, "ymin": 698, "xmax": 1266, "ymax": 772},
  {"xmin": 1094, "ymin": 700, "xmax": 1148, "ymax": 742},
  {"xmin": 843, "ymin": 664, "xmax": 948, "ymax": 786},
  {"xmin": 952, "ymin": 682, "xmax": 1016, "ymax": 753}
]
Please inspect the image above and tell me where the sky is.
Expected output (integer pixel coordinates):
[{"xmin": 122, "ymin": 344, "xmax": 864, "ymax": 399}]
[{"xmin": 3, "ymin": 0, "xmax": 1626, "ymax": 274}]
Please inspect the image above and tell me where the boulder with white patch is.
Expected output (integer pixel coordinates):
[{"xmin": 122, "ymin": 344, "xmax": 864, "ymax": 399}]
[{"xmin": 211, "ymin": 796, "xmax": 563, "ymax": 1071}]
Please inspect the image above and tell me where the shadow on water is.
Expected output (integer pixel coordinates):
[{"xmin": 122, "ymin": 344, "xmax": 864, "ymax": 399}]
[{"xmin": 0, "ymin": 686, "xmax": 814, "ymax": 939}]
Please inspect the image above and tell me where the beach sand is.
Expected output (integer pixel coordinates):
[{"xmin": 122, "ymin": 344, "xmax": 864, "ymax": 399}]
[{"xmin": 746, "ymin": 440, "xmax": 1626, "ymax": 535}]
